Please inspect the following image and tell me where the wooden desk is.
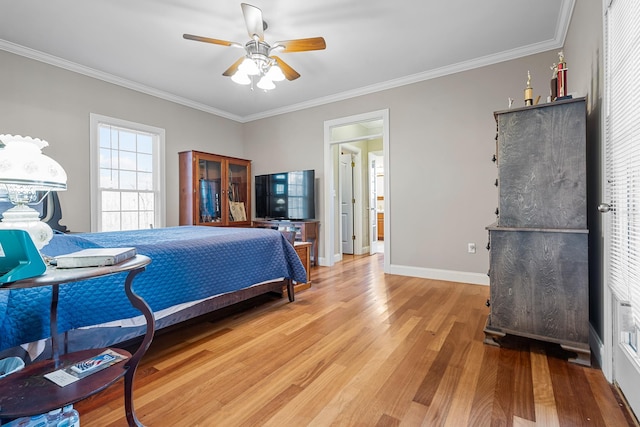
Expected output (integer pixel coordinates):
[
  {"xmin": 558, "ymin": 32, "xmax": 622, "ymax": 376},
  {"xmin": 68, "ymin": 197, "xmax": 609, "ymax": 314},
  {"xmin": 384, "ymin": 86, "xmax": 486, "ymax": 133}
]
[{"xmin": 254, "ymin": 220, "xmax": 320, "ymax": 266}]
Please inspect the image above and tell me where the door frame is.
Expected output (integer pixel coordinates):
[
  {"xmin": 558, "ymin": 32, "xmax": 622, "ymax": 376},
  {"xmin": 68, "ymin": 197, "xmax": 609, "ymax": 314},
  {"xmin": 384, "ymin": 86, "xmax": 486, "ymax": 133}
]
[
  {"xmin": 323, "ymin": 109, "xmax": 390, "ymax": 269},
  {"xmin": 600, "ymin": 94, "xmax": 613, "ymax": 382}
]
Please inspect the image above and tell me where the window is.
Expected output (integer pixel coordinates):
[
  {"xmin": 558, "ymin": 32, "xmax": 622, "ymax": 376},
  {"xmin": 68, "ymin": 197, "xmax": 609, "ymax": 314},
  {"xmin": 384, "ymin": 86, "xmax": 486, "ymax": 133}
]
[
  {"xmin": 605, "ymin": 2, "xmax": 640, "ymax": 414},
  {"xmin": 90, "ymin": 114, "xmax": 165, "ymax": 232},
  {"xmin": 606, "ymin": 0, "xmax": 640, "ymax": 345}
]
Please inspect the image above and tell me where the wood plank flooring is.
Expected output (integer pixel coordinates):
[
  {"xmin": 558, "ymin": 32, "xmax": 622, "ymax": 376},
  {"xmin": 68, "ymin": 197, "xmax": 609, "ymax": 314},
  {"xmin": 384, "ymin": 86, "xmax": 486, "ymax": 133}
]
[{"xmin": 75, "ymin": 254, "xmax": 637, "ymax": 426}]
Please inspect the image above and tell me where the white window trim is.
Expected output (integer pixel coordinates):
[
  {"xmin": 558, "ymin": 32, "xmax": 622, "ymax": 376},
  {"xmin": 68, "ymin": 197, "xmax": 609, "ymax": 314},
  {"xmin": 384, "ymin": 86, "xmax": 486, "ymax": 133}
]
[{"xmin": 89, "ymin": 113, "xmax": 166, "ymax": 232}]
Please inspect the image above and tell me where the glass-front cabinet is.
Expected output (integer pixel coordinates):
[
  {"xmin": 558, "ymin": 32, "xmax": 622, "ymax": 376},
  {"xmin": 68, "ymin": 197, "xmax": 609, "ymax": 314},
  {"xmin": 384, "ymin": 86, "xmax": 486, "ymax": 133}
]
[{"xmin": 179, "ymin": 151, "xmax": 251, "ymax": 227}]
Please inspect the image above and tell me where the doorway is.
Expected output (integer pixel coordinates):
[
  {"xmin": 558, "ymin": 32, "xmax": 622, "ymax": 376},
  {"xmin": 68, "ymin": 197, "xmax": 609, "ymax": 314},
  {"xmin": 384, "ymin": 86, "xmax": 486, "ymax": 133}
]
[{"xmin": 323, "ymin": 109, "xmax": 389, "ymax": 270}]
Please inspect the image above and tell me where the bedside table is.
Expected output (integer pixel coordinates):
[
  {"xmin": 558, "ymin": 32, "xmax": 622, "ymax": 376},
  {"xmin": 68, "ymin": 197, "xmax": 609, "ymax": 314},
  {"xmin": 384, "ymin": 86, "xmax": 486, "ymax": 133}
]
[{"xmin": 0, "ymin": 255, "xmax": 152, "ymax": 427}]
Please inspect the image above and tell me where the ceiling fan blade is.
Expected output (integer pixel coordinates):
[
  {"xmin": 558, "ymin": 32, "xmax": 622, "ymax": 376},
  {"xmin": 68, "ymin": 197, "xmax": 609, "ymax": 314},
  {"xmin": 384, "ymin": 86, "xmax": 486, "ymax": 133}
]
[
  {"xmin": 273, "ymin": 37, "xmax": 326, "ymax": 53},
  {"xmin": 272, "ymin": 56, "xmax": 300, "ymax": 81},
  {"xmin": 241, "ymin": 3, "xmax": 264, "ymax": 41},
  {"xmin": 222, "ymin": 57, "xmax": 246, "ymax": 77},
  {"xmin": 183, "ymin": 34, "xmax": 241, "ymax": 48}
]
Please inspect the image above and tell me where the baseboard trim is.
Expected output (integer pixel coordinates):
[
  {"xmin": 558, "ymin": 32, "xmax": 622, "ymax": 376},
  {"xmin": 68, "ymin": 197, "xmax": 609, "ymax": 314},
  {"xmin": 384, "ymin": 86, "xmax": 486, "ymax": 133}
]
[
  {"xmin": 590, "ymin": 323, "xmax": 605, "ymax": 372},
  {"xmin": 387, "ymin": 264, "xmax": 490, "ymax": 286}
]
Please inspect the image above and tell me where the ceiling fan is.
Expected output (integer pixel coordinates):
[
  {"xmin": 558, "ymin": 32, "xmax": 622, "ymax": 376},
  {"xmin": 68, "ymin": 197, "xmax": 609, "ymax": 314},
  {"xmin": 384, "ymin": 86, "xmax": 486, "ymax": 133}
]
[{"xmin": 183, "ymin": 3, "xmax": 326, "ymax": 90}]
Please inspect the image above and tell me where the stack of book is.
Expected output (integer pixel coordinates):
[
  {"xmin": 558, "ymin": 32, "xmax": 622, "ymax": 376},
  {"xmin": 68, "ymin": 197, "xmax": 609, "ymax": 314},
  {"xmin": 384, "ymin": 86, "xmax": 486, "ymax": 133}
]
[{"xmin": 52, "ymin": 247, "xmax": 137, "ymax": 268}]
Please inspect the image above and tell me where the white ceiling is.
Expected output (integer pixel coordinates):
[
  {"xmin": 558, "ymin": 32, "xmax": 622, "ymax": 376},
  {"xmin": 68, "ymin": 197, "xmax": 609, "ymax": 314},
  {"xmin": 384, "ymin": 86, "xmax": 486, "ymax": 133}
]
[{"xmin": 0, "ymin": 0, "xmax": 574, "ymax": 123}]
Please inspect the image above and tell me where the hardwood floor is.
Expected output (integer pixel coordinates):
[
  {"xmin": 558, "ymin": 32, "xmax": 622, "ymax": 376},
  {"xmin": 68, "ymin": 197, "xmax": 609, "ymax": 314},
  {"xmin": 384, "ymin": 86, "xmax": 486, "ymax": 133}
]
[{"xmin": 75, "ymin": 254, "xmax": 637, "ymax": 426}]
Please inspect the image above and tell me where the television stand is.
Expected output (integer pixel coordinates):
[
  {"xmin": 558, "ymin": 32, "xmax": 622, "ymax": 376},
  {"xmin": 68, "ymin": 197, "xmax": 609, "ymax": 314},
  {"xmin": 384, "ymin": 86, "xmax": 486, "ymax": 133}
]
[{"xmin": 253, "ymin": 219, "xmax": 320, "ymax": 266}]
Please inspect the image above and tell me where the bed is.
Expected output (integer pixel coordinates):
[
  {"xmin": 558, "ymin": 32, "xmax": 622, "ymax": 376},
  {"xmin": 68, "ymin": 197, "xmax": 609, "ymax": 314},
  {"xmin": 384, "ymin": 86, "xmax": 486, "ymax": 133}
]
[{"xmin": 0, "ymin": 226, "xmax": 307, "ymax": 361}]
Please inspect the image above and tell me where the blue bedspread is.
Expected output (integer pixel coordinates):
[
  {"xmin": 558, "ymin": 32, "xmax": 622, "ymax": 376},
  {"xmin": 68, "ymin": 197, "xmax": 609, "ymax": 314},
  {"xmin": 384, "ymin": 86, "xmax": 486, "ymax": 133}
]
[{"xmin": 0, "ymin": 226, "xmax": 307, "ymax": 351}]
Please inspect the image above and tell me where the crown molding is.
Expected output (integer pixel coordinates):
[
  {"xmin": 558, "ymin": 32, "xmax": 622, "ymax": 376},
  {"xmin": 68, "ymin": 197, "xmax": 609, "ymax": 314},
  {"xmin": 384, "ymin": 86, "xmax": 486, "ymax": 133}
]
[
  {"xmin": 0, "ymin": 40, "xmax": 244, "ymax": 123},
  {"xmin": 1, "ymin": 0, "xmax": 573, "ymax": 124},
  {"xmin": 238, "ymin": 0, "xmax": 576, "ymax": 122},
  {"xmin": 245, "ymin": 36, "xmax": 566, "ymax": 122}
]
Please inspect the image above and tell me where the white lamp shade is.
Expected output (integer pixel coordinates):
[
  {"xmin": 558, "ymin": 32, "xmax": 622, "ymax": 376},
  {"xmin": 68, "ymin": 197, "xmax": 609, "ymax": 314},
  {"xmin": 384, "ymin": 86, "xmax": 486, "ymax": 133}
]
[
  {"xmin": 266, "ymin": 65, "xmax": 286, "ymax": 82},
  {"xmin": 257, "ymin": 76, "xmax": 275, "ymax": 90},
  {"xmin": 231, "ymin": 71, "xmax": 251, "ymax": 85},
  {"xmin": 0, "ymin": 135, "xmax": 67, "ymax": 191},
  {"xmin": 238, "ymin": 58, "xmax": 260, "ymax": 76}
]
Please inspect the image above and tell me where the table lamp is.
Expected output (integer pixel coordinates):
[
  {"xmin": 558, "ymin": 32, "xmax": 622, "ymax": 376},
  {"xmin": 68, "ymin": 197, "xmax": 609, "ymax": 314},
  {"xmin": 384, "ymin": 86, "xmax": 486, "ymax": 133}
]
[{"xmin": 0, "ymin": 134, "xmax": 67, "ymax": 249}]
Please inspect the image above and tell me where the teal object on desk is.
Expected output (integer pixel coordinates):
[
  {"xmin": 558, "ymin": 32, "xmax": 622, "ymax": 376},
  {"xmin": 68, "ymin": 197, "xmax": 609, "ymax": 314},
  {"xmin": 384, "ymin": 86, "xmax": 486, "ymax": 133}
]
[{"xmin": 0, "ymin": 229, "xmax": 47, "ymax": 284}]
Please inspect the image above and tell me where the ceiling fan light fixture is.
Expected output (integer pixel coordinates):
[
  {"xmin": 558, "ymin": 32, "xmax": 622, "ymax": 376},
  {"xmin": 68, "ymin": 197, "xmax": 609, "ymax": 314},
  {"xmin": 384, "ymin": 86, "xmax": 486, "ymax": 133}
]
[
  {"xmin": 184, "ymin": 4, "xmax": 326, "ymax": 91},
  {"xmin": 231, "ymin": 71, "xmax": 251, "ymax": 85},
  {"xmin": 238, "ymin": 57, "xmax": 260, "ymax": 76},
  {"xmin": 266, "ymin": 64, "xmax": 285, "ymax": 82},
  {"xmin": 257, "ymin": 76, "xmax": 275, "ymax": 91}
]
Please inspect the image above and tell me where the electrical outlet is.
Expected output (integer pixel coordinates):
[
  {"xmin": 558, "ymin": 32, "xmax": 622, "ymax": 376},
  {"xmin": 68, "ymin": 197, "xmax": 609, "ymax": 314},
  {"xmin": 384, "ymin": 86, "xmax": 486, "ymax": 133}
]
[{"xmin": 468, "ymin": 243, "xmax": 476, "ymax": 254}]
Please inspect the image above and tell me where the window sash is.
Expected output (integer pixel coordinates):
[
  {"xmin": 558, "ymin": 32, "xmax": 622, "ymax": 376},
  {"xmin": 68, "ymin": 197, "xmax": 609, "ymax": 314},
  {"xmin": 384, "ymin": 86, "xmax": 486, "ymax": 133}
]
[{"xmin": 90, "ymin": 114, "xmax": 165, "ymax": 232}]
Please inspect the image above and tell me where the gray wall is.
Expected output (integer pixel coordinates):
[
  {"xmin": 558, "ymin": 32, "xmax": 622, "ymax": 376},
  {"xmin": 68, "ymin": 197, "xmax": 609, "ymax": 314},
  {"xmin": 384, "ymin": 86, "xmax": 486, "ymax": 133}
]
[
  {"xmin": 0, "ymin": 50, "xmax": 244, "ymax": 232},
  {"xmin": 563, "ymin": 0, "xmax": 604, "ymax": 340}
]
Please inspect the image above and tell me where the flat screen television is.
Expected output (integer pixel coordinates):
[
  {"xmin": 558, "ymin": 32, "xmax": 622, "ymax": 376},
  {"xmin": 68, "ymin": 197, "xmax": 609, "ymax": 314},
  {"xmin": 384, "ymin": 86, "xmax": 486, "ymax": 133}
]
[{"xmin": 255, "ymin": 170, "xmax": 315, "ymax": 220}]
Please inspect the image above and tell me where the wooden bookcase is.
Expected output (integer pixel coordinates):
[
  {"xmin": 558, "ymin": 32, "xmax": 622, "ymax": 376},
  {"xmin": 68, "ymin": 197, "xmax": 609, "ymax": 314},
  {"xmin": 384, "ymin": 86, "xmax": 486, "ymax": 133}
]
[{"xmin": 179, "ymin": 151, "xmax": 251, "ymax": 227}]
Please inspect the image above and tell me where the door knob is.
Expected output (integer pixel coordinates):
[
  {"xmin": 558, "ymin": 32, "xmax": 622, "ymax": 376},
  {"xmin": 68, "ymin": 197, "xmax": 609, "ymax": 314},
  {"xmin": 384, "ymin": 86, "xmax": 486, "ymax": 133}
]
[{"xmin": 598, "ymin": 203, "xmax": 612, "ymax": 213}]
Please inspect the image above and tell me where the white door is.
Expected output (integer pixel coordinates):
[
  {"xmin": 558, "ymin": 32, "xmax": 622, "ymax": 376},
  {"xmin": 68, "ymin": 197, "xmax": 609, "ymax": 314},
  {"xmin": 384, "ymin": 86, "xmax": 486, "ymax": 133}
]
[
  {"xmin": 604, "ymin": 0, "xmax": 640, "ymax": 417},
  {"xmin": 340, "ymin": 153, "xmax": 354, "ymax": 254},
  {"xmin": 368, "ymin": 154, "xmax": 378, "ymax": 255}
]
